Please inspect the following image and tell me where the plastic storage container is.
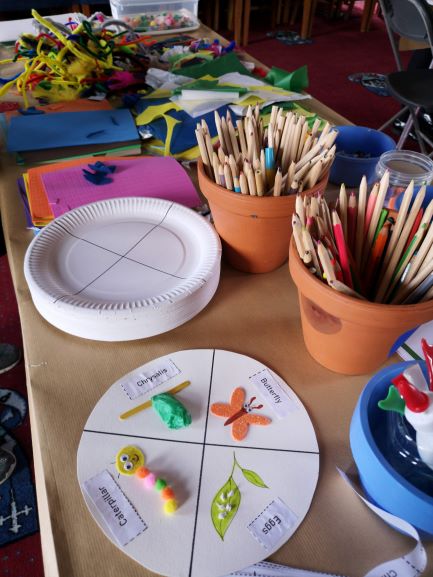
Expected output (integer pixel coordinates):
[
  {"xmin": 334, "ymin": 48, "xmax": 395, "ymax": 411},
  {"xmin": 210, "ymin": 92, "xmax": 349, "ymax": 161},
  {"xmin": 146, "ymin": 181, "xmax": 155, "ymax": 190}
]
[
  {"xmin": 109, "ymin": 0, "xmax": 200, "ymax": 34},
  {"xmin": 329, "ymin": 125, "xmax": 396, "ymax": 187},
  {"xmin": 375, "ymin": 149, "xmax": 433, "ymax": 209}
]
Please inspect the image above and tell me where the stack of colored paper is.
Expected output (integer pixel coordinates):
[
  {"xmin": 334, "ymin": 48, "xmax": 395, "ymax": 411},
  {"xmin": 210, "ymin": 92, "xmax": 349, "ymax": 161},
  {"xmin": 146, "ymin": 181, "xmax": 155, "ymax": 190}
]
[{"xmin": 21, "ymin": 155, "xmax": 202, "ymax": 229}]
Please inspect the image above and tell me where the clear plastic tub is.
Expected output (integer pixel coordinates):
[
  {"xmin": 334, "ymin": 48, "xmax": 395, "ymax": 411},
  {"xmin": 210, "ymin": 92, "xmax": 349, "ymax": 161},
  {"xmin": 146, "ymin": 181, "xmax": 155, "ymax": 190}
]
[
  {"xmin": 375, "ymin": 149, "xmax": 433, "ymax": 209},
  {"xmin": 109, "ymin": 0, "xmax": 200, "ymax": 34}
]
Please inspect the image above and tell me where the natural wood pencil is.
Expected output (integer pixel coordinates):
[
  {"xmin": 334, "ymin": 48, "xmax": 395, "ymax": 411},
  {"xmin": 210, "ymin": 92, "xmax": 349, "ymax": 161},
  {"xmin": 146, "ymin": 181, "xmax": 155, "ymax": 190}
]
[
  {"xmin": 339, "ymin": 183, "xmax": 348, "ymax": 241},
  {"xmin": 394, "ymin": 199, "xmax": 433, "ymax": 289},
  {"xmin": 273, "ymin": 168, "xmax": 283, "ymax": 196},
  {"xmin": 329, "ymin": 280, "xmax": 367, "ymax": 300},
  {"xmin": 380, "ymin": 180, "xmax": 414, "ymax": 272},
  {"xmin": 375, "ymin": 184, "xmax": 426, "ymax": 301},
  {"xmin": 302, "ymin": 227, "xmax": 320, "ymax": 273},
  {"xmin": 317, "ymin": 240, "xmax": 336, "ymax": 282},
  {"xmin": 354, "ymin": 175, "xmax": 367, "ymax": 265},
  {"xmin": 363, "ymin": 170, "xmax": 390, "ymax": 270},
  {"xmin": 239, "ymin": 171, "xmax": 249, "ymax": 195}
]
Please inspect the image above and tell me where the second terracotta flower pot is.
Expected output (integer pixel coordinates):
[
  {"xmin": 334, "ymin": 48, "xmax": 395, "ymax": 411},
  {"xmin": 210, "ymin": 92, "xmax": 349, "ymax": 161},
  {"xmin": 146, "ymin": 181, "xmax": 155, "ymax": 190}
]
[
  {"xmin": 289, "ymin": 240, "xmax": 433, "ymax": 375},
  {"xmin": 198, "ymin": 160, "xmax": 329, "ymax": 274}
]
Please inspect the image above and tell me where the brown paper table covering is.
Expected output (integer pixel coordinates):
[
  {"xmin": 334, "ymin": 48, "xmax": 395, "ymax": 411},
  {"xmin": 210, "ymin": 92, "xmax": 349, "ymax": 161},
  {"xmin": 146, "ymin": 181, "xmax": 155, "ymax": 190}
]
[{"xmin": 1, "ymin": 23, "xmax": 432, "ymax": 577}]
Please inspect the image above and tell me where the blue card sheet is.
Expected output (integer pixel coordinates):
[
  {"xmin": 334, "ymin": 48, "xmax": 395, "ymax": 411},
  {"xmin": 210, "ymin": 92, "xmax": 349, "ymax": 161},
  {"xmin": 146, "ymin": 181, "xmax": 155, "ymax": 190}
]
[{"xmin": 7, "ymin": 108, "xmax": 139, "ymax": 152}]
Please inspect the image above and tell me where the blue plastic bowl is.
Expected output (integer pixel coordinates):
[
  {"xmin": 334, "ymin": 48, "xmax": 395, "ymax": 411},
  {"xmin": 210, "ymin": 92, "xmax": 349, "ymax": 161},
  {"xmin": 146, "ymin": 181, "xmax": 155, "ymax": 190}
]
[
  {"xmin": 329, "ymin": 126, "xmax": 396, "ymax": 187},
  {"xmin": 350, "ymin": 361, "xmax": 433, "ymax": 536}
]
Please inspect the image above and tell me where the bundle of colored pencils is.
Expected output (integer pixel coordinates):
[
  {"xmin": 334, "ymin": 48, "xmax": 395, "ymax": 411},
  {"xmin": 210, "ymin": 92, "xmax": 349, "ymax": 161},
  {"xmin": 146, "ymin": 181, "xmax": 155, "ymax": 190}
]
[
  {"xmin": 195, "ymin": 105, "xmax": 337, "ymax": 197},
  {"xmin": 292, "ymin": 170, "xmax": 433, "ymax": 304}
]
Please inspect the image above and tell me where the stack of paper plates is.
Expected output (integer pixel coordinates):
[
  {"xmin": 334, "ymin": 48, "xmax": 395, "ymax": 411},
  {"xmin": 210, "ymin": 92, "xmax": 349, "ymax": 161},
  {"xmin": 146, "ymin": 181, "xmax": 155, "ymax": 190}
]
[{"xmin": 24, "ymin": 197, "xmax": 221, "ymax": 341}]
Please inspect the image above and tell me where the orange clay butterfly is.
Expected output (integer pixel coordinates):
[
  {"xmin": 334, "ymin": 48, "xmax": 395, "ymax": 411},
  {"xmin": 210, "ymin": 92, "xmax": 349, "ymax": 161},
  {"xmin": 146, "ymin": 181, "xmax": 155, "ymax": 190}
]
[{"xmin": 210, "ymin": 387, "xmax": 271, "ymax": 441}]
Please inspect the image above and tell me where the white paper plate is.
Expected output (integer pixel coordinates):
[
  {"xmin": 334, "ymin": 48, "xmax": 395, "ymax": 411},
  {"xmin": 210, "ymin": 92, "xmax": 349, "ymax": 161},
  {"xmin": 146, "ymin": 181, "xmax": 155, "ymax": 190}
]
[
  {"xmin": 77, "ymin": 349, "xmax": 320, "ymax": 577},
  {"xmin": 24, "ymin": 198, "xmax": 221, "ymax": 340}
]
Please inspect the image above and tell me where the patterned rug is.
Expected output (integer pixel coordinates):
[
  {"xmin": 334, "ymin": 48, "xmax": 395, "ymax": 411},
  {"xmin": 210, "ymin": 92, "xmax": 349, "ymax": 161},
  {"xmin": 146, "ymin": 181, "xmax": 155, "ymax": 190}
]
[
  {"xmin": 266, "ymin": 30, "xmax": 313, "ymax": 45},
  {"xmin": 348, "ymin": 72, "xmax": 390, "ymax": 97},
  {"xmin": 0, "ymin": 254, "xmax": 44, "ymax": 577}
]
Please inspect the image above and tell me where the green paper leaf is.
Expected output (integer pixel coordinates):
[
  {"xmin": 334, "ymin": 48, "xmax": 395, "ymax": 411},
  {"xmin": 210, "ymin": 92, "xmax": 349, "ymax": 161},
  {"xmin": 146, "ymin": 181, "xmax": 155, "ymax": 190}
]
[
  {"xmin": 241, "ymin": 467, "xmax": 268, "ymax": 488},
  {"xmin": 265, "ymin": 64, "xmax": 309, "ymax": 92},
  {"xmin": 211, "ymin": 476, "xmax": 241, "ymax": 540}
]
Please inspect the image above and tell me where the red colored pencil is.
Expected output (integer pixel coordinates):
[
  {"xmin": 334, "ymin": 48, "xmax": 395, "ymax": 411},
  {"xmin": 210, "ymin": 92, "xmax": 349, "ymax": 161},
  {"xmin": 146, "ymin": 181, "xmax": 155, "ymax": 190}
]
[
  {"xmin": 332, "ymin": 210, "xmax": 353, "ymax": 288},
  {"xmin": 404, "ymin": 208, "xmax": 424, "ymax": 253}
]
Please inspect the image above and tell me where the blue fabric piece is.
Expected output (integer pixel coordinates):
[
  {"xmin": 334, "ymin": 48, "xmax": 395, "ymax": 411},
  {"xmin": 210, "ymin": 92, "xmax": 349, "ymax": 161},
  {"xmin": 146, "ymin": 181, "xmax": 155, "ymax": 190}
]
[
  {"xmin": 135, "ymin": 98, "xmax": 235, "ymax": 154},
  {"xmin": 88, "ymin": 161, "xmax": 116, "ymax": 174},
  {"xmin": 82, "ymin": 170, "xmax": 113, "ymax": 185}
]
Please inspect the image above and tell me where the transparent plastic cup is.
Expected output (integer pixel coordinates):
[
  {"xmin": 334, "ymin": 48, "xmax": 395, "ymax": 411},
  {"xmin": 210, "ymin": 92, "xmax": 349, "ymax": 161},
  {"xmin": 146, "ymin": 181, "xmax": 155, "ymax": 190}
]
[{"xmin": 376, "ymin": 150, "xmax": 433, "ymax": 209}]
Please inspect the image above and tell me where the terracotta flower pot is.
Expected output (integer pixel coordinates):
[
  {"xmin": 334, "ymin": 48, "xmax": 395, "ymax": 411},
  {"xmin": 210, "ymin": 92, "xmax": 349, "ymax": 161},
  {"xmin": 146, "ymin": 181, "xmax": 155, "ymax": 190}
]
[
  {"xmin": 289, "ymin": 239, "xmax": 433, "ymax": 375},
  {"xmin": 197, "ymin": 160, "xmax": 329, "ymax": 274}
]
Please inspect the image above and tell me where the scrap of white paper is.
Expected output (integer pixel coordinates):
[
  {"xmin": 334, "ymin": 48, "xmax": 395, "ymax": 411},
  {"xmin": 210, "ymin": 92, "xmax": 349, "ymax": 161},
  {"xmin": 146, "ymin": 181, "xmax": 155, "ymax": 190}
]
[
  {"xmin": 397, "ymin": 320, "xmax": 433, "ymax": 361},
  {"xmin": 217, "ymin": 72, "xmax": 268, "ymax": 87},
  {"xmin": 170, "ymin": 94, "xmax": 238, "ymax": 118},
  {"xmin": 230, "ymin": 561, "xmax": 344, "ymax": 577},
  {"xmin": 229, "ymin": 469, "xmax": 428, "ymax": 577},
  {"xmin": 120, "ymin": 359, "xmax": 180, "ymax": 400},
  {"xmin": 247, "ymin": 498, "xmax": 298, "ymax": 551},
  {"xmin": 249, "ymin": 369, "xmax": 299, "ymax": 418},
  {"xmin": 338, "ymin": 469, "xmax": 427, "ymax": 577},
  {"xmin": 83, "ymin": 470, "xmax": 147, "ymax": 547}
]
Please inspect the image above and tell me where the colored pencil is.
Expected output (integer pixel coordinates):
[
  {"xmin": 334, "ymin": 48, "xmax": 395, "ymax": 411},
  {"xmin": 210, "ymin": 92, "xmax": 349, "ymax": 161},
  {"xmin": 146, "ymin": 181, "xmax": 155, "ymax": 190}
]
[
  {"xmin": 375, "ymin": 185, "xmax": 426, "ymax": 302},
  {"xmin": 332, "ymin": 210, "xmax": 353, "ymax": 288}
]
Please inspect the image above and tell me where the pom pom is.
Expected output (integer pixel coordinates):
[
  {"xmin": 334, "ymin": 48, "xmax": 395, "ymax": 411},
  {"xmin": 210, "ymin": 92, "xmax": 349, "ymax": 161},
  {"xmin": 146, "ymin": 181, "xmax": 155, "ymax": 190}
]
[
  {"xmin": 164, "ymin": 498, "xmax": 178, "ymax": 515},
  {"xmin": 161, "ymin": 487, "xmax": 175, "ymax": 500},
  {"xmin": 136, "ymin": 466, "xmax": 150, "ymax": 479},
  {"xmin": 143, "ymin": 472, "xmax": 156, "ymax": 489},
  {"xmin": 155, "ymin": 478, "xmax": 167, "ymax": 491}
]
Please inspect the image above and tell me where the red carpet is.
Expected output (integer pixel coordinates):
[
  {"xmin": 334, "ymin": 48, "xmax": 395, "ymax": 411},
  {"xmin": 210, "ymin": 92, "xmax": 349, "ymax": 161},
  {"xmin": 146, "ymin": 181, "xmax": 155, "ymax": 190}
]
[
  {"xmin": 0, "ymin": 255, "xmax": 44, "ymax": 577},
  {"xmin": 243, "ymin": 5, "xmax": 411, "ymax": 130}
]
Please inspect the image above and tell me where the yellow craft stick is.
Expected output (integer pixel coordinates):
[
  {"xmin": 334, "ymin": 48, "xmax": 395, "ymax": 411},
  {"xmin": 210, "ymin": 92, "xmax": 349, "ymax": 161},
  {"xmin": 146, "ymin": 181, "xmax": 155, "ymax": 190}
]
[{"xmin": 119, "ymin": 380, "xmax": 191, "ymax": 420}]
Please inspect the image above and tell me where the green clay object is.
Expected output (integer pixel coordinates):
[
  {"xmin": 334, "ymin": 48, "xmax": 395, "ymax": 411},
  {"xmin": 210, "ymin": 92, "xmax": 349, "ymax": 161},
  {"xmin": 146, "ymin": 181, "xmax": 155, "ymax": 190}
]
[
  {"xmin": 378, "ymin": 384, "xmax": 406, "ymax": 415},
  {"xmin": 152, "ymin": 393, "xmax": 192, "ymax": 429},
  {"xmin": 155, "ymin": 478, "xmax": 167, "ymax": 491}
]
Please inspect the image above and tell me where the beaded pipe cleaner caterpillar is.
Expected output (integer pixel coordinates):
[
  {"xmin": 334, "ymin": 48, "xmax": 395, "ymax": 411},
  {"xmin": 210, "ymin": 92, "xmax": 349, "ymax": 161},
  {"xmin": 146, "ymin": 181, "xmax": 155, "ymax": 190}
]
[{"xmin": 115, "ymin": 445, "xmax": 178, "ymax": 514}]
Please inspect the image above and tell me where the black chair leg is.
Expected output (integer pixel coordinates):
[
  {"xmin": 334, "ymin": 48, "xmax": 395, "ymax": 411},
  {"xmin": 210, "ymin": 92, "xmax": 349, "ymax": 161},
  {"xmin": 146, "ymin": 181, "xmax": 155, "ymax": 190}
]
[
  {"xmin": 379, "ymin": 105, "xmax": 409, "ymax": 131},
  {"xmin": 409, "ymin": 107, "xmax": 427, "ymax": 154}
]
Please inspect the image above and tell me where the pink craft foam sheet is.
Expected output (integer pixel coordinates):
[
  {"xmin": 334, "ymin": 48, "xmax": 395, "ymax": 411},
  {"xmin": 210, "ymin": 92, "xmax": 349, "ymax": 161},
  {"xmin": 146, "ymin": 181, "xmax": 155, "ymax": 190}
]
[{"xmin": 41, "ymin": 157, "xmax": 201, "ymax": 217}]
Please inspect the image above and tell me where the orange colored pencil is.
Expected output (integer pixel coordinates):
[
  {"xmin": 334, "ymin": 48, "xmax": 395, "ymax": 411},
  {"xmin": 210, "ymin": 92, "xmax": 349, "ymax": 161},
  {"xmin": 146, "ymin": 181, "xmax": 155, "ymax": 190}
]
[{"xmin": 364, "ymin": 220, "xmax": 392, "ymax": 294}]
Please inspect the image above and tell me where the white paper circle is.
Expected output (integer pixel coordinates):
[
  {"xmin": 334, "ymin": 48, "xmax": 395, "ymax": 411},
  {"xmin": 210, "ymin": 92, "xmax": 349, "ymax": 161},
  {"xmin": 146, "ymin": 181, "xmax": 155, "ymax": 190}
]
[
  {"xmin": 24, "ymin": 198, "xmax": 221, "ymax": 341},
  {"xmin": 77, "ymin": 349, "xmax": 319, "ymax": 577}
]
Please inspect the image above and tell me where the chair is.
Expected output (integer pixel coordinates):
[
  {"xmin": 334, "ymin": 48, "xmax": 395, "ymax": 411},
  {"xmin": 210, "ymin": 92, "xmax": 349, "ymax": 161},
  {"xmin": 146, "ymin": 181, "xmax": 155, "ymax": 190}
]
[{"xmin": 378, "ymin": 0, "xmax": 433, "ymax": 155}]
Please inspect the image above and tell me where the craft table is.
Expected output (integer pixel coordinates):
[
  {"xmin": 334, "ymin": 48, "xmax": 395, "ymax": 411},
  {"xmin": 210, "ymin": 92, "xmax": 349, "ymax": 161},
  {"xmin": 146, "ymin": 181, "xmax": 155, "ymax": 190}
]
[{"xmin": 1, "ymin": 21, "xmax": 432, "ymax": 577}]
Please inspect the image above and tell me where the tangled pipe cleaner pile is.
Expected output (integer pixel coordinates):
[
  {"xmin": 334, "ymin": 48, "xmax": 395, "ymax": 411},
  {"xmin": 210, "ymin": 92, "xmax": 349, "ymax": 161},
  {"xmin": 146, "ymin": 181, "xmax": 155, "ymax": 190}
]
[{"xmin": 0, "ymin": 10, "xmax": 151, "ymax": 107}]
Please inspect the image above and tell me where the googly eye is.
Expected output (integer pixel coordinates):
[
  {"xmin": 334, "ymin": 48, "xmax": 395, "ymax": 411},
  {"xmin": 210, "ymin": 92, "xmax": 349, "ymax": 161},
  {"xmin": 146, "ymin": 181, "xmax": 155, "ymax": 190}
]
[
  {"xmin": 120, "ymin": 454, "xmax": 128, "ymax": 462},
  {"xmin": 124, "ymin": 462, "xmax": 133, "ymax": 471}
]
